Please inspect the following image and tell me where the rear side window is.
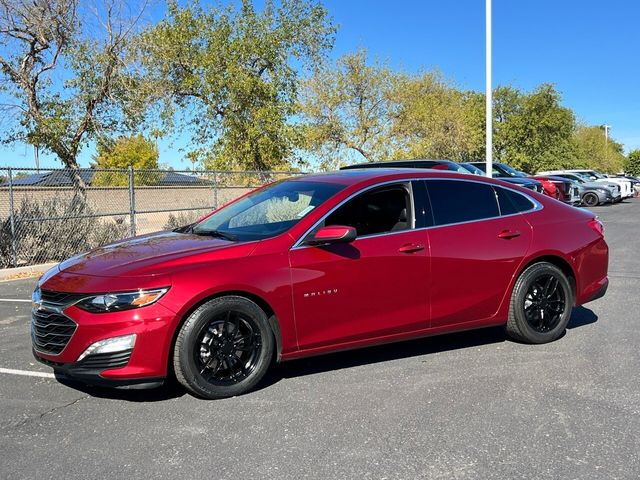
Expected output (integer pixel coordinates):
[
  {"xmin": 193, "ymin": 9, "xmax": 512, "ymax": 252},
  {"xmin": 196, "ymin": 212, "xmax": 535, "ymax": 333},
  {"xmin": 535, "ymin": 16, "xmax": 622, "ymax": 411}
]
[
  {"xmin": 495, "ymin": 187, "xmax": 536, "ymax": 215},
  {"xmin": 425, "ymin": 180, "xmax": 499, "ymax": 226}
]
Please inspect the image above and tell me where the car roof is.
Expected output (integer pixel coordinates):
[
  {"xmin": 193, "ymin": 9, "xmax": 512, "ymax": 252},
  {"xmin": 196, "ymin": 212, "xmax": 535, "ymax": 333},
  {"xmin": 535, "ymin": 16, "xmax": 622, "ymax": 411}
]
[
  {"xmin": 287, "ymin": 168, "xmax": 531, "ymax": 190},
  {"xmin": 340, "ymin": 159, "xmax": 456, "ymax": 170}
]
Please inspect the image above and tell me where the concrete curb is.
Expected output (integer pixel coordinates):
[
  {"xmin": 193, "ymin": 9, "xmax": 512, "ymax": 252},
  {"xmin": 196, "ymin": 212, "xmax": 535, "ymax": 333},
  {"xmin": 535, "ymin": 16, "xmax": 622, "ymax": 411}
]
[{"xmin": 0, "ymin": 263, "xmax": 58, "ymax": 282}]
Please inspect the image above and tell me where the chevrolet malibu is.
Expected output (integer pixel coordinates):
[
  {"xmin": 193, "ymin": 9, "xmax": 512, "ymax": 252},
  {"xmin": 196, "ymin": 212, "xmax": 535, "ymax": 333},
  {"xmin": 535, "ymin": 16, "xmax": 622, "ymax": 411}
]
[{"xmin": 32, "ymin": 169, "xmax": 609, "ymax": 399}]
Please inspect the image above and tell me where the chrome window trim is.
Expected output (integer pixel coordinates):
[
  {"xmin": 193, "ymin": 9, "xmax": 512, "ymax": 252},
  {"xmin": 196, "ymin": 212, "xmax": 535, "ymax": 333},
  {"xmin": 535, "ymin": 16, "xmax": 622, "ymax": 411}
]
[
  {"xmin": 291, "ymin": 179, "xmax": 417, "ymax": 250},
  {"xmin": 290, "ymin": 176, "xmax": 543, "ymax": 250}
]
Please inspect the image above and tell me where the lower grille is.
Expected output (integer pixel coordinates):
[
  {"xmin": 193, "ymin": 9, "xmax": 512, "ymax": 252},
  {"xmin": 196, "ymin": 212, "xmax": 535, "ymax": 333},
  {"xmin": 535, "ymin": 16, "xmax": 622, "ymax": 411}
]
[
  {"xmin": 31, "ymin": 309, "xmax": 77, "ymax": 355},
  {"xmin": 77, "ymin": 349, "xmax": 132, "ymax": 370}
]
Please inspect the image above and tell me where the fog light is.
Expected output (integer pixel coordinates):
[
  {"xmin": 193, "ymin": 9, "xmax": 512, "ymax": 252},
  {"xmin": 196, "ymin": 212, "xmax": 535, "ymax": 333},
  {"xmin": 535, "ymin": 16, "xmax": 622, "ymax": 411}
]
[{"xmin": 77, "ymin": 334, "xmax": 136, "ymax": 362}]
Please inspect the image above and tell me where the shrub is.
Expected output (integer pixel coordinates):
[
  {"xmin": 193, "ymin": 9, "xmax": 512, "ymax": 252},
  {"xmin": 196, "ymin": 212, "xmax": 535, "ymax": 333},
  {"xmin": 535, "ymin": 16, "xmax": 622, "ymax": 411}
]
[
  {"xmin": 163, "ymin": 210, "xmax": 207, "ymax": 230},
  {"xmin": 0, "ymin": 197, "xmax": 128, "ymax": 268}
]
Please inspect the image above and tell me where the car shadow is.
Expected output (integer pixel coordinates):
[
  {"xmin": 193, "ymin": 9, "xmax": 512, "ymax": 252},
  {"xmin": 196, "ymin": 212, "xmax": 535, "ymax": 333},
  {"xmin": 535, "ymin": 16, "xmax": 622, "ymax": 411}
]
[
  {"xmin": 566, "ymin": 305, "xmax": 599, "ymax": 329},
  {"xmin": 55, "ymin": 374, "xmax": 187, "ymax": 402},
  {"xmin": 54, "ymin": 306, "xmax": 598, "ymax": 401},
  {"xmin": 258, "ymin": 306, "xmax": 600, "ymax": 391}
]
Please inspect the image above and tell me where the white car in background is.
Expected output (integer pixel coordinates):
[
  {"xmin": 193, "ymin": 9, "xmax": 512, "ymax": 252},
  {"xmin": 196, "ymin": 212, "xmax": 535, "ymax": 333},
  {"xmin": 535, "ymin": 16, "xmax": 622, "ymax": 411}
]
[
  {"xmin": 539, "ymin": 169, "xmax": 633, "ymax": 200},
  {"xmin": 571, "ymin": 169, "xmax": 633, "ymax": 199}
]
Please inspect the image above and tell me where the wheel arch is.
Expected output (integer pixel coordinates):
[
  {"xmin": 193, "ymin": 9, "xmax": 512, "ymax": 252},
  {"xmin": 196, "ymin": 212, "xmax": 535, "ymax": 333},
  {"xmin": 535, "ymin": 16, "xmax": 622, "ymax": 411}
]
[
  {"xmin": 518, "ymin": 254, "xmax": 577, "ymax": 301},
  {"xmin": 166, "ymin": 290, "xmax": 283, "ymax": 378}
]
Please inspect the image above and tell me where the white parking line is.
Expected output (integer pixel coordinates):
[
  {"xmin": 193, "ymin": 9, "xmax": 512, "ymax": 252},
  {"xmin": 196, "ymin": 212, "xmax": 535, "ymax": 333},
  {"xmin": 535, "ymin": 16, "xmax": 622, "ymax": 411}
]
[
  {"xmin": 0, "ymin": 299, "xmax": 31, "ymax": 303},
  {"xmin": 0, "ymin": 367, "xmax": 55, "ymax": 379}
]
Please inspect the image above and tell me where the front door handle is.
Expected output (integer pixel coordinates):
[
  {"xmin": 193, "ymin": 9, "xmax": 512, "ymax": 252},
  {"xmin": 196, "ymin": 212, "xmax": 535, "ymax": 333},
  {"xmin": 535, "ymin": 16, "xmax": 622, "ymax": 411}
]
[
  {"xmin": 497, "ymin": 230, "xmax": 521, "ymax": 239},
  {"xmin": 398, "ymin": 243, "xmax": 425, "ymax": 253}
]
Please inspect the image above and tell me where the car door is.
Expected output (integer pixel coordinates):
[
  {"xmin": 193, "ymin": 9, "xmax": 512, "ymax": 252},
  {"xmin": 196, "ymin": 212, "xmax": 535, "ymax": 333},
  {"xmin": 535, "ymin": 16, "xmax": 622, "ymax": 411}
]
[
  {"xmin": 424, "ymin": 179, "xmax": 533, "ymax": 328},
  {"xmin": 289, "ymin": 181, "xmax": 430, "ymax": 351}
]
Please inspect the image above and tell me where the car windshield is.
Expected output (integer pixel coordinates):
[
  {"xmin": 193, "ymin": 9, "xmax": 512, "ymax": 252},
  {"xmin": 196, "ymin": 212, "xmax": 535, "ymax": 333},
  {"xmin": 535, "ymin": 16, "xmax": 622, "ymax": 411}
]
[
  {"xmin": 585, "ymin": 170, "xmax": 605, "ymax": 179},
  {"xmin": 460, "ymin": 163, "xmax": 484, "ymax": 175},
  {"xmin": 573, "ymin": 173, "xmax": 592, "ymax": 182},
  {"xmin": 189, "ymin": 180, "xmax": 345, "ymax": 241},
  {"xmin": 495, "ymin": 163, "xmax": 522, "ymax": 177},
  {"xmin": 471, "ymin": 163, "xmax": 509, "ymax": 178}
]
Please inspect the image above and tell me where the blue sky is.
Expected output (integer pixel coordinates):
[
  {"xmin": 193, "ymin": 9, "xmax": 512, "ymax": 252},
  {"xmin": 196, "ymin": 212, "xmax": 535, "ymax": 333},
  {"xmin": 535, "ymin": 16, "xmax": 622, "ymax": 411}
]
[{"xmin": 3, "ymin": 0, "xmax": 639, "ymax": 168}]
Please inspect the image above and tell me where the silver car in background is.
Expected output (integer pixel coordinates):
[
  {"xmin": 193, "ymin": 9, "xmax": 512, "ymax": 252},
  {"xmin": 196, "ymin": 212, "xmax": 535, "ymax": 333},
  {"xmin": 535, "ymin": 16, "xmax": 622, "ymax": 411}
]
[
  {"xmin": 565, "ymin": 169, "xmax": 633, "ymax": 199},
  {"xmin": 538, "ymin": 171, "xmax": 619, "ymax": 206}
]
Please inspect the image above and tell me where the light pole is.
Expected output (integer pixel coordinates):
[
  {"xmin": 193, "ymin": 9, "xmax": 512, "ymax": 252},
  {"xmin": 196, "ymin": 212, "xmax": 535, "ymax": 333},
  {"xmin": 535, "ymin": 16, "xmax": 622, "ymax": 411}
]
[
  {"xmin": 603, "ymin": 124, "xmax": 610, "ymax": 166},
  {"xmin": 485, "ymin": 0, "xmax": 492, "ymax": 178}
]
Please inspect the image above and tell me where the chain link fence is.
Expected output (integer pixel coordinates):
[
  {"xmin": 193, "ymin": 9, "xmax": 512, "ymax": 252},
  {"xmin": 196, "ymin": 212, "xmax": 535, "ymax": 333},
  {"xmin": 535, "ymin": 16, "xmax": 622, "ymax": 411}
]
[{"xmin": 0, "ymin": 167, "xmax": 301, "ymax": 269}]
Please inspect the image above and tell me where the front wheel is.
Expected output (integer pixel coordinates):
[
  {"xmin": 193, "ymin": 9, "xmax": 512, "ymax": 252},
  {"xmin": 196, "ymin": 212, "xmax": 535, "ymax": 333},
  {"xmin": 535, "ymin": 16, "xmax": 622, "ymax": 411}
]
[
  {"xmin": 505, "ymin": 262, "xmax": 574, "ymax": 344},
  {"xmin": 582, "ymin": 192, "xmax": 599, "ymax": 207},
  {"xmin": 173, "ymin": 296, "xmax": 274, "ymax": 399}
]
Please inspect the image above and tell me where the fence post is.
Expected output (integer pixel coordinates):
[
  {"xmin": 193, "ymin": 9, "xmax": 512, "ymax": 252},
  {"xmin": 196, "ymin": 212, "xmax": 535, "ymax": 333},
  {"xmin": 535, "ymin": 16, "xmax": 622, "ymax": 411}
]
[
  {"xmin": 128, "ymin": 166, "xmax": 136, "ymax": 237},
  {"xmin": 7, "ymin": 167, "xmax": 18, "ymax": 267},
  {"xmin": 213, "ymin": 171, "xmax": 219, "ymax": 209}
]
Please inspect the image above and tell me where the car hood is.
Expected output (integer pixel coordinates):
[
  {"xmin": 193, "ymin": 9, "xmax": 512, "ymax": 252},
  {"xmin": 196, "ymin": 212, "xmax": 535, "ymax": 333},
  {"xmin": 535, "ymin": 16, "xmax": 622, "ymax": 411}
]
[{"xmin": 57, "ymin": 231, "xmax": 258, "ymax": 278}]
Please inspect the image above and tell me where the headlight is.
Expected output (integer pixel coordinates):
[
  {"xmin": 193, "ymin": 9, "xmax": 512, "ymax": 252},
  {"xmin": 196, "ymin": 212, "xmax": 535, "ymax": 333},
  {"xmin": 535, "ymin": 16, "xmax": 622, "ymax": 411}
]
[{"xmin": 75, "ymin": 288, "xmax": 168, "ymax": 313}]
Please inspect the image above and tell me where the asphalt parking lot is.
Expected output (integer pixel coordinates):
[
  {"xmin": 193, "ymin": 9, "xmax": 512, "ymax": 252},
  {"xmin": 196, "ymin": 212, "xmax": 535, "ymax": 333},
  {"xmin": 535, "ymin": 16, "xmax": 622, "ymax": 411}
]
[{"xmin": 1, "ymin": 199, "xmax": 639, "ymax": 480}]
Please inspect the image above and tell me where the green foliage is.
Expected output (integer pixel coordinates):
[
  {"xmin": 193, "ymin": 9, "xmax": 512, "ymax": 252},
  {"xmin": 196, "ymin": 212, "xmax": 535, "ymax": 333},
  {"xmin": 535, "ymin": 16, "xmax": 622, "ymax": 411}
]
[
  {"xmin": 0, "ymin": 0, "xmax": 149, "ymax": 184},
  {"xmin": 624, "ymin": 150, "xmax": 640, "ymax": 176},
  {"xmin": 390, "ymin": 73, "xmax": 485, "ymax": 162},
  {"xmin": 298, "ymin": 49, "xmax": 397, "ymax": 169},
  {"xmin": 572, "ymin": 126, "xmax": 625, "ymax": 173},
  {"xmin": 92, "ymin": 135, "xmax": 160, "ymax": 186},
  {"xmin": 140, "ymin": 0, "xmax": 335, "ymax": 171},
  {"xmin": 493, "ymin": 84, "xmax": 576, "ymax": 173}
]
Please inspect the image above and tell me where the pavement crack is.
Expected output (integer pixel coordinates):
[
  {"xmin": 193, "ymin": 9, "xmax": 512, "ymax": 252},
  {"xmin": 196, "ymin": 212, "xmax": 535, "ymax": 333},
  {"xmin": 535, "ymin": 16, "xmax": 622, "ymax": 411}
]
[{"xmin": 2, "ymin": 395, "xmax": 90, "ymax": 432}]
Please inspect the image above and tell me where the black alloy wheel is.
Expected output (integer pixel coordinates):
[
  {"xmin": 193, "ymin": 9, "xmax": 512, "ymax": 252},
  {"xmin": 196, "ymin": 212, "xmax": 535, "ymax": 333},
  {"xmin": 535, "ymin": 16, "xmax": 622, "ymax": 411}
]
[
  {"xmin": 523, "ymin": 274, "xmax": 566, "ymax": 333},
  {"xmin": 195, "ymin": 310, "xmax": 262, "ymax": 385},
  {"xmin": 582, "ymin": 192, "xmax": 599, "ymax": 207},
  {"xmin": 506, "ymin": 262, "xmax": 573, "ymax": 344},
  {"xmin": 174, "ymin": 296, "xmax": 274, "ymax": 399}
]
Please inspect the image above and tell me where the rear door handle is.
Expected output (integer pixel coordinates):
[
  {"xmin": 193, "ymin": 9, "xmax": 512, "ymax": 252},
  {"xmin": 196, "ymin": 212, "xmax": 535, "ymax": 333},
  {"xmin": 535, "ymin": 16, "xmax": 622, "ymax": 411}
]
[
  {"xmin": 497, "ymin": 230, "xmax": 521, "ymax": 239},
  {"xmin": 398, "ymin": 243, "xmax": 425, "ymax": 253}
]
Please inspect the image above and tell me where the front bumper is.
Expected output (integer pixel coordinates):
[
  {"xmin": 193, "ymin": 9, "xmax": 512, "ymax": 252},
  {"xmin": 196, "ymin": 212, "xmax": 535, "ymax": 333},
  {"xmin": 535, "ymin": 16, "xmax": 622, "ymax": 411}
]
[
  {"xmin": 33, "ymin": 348, "xmax": 164, "ymax": 388},
  {"xmin": 31, "ymin": 300, "xmax": 177, "ymax": 384}
]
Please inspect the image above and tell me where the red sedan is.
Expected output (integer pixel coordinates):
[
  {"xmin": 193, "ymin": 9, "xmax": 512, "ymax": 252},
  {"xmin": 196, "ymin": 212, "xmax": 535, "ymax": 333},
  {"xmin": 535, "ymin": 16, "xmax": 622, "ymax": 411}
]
[{"xmin": 32, "ymin": 169, "xmax": 609, "ymax": 399}]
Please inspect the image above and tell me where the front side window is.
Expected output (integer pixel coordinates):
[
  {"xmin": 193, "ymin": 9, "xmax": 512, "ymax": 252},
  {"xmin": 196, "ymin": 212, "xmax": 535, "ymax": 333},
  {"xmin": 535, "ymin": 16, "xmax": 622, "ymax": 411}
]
[
  {"xmin": 426, "ymin": 180, "xmax": 499, "ymax": 226},
  {"xmin": 192, "ymin": 180, "xmax": 345, "ymax": 241},
  {"xmin": 323, "ymin": 183, "xmax": 412, "ymax": 237}
]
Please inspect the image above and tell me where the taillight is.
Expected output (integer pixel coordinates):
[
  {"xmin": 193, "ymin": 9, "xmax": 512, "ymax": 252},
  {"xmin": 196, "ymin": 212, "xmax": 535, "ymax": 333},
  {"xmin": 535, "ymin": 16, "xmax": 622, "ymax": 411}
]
[{"xmin": 588, "ymin": 217, "xmax": 604, "ymax": 237}]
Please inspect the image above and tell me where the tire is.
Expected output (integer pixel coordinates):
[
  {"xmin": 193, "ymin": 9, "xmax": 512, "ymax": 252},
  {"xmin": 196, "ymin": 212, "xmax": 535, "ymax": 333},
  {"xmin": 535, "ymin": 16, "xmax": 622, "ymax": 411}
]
[
  {"xmin": 173, "ymin": 296, "xmax": 274, "ymax": 399},
  {"xmin": 505, "ymin": 262, "xmax": 574, "ymax": 344},
  {"xmin": 582, "ymin": 192, "xmax": 599, "ymax": 207}
]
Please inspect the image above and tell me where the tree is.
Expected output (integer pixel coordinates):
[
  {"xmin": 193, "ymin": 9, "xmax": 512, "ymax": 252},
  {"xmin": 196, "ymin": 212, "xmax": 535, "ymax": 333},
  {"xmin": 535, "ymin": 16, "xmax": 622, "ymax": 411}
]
[
  {"xmin": 573, "ymin": 126, "xmax": 625, "ymax": 173},
  {"xmin": 298, "ymin": 49, "xmax": 397, "ymax": 170},
  {"xmin": 140, "ymin": 0, "xmax": 335, "ymax": 172},
  {"xmin": 624, "ymin": 150, "xmax": 640, "ymax": 176},
  {"xmin": 92, "ymin": 134, "xmax": 159, "ymax": 186},
  {"xmin": 493, "ymin": 84, "xmax": 576, "ymax": 173},
  {"xmin": 94, "ymin": 134, "xmax": 158, "ymax": 169},
  {"xmin": 0, "ymin": 0, "xmax": 149, "ymax": 192},
  {"xmin": 390, "ymin": 72, "xmax": 484, "ymax": 162}
]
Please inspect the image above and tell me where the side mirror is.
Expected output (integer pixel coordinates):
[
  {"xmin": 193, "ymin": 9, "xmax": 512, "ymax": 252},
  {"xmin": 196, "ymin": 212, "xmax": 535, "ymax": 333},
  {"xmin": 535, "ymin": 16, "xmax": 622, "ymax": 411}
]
[{"xmin": 306, "ymin": 225, "xmax": 357, "ymax": 246}]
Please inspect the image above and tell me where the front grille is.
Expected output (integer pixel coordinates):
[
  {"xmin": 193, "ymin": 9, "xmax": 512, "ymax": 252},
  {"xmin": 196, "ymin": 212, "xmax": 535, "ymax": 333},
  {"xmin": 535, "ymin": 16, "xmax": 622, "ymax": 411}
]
[
  {"xmin": 31, "ymin": 309, "xmax": 77, "ymax": 355},
  {"xmin": 77, "ymin": 349, "xmax": 132, "ymax": 370},
  {"xmin": 41, "ymin": 290, "xmax": 87, "ymax": 308}
]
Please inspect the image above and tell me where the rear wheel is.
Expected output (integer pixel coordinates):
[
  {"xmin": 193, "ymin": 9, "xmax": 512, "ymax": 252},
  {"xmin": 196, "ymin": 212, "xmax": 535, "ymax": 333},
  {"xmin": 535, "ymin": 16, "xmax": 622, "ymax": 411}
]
[
  {"xmin": 582, "ymin": 192, "xmax": 599, "ymax": 207},
  {"xmin": 173, "ymin": 296, "xmax": 274, "ymax": 399},
  {"xmin": 505, "ymin": 262, "xmax": 573, "ymax": 344}
]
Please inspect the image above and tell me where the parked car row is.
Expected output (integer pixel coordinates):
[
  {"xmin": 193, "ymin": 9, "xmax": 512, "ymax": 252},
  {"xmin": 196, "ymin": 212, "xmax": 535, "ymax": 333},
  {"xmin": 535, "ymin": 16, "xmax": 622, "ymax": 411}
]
[{"xmin": 342, "ymin": 160, "xmax": 636, "ymax": 208}]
